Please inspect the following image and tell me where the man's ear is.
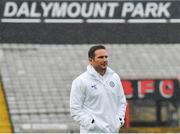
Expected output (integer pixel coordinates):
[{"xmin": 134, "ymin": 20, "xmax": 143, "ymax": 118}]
[{"xmin": 89, "ymin": 58, "xmax": 93, "ymax": 62}]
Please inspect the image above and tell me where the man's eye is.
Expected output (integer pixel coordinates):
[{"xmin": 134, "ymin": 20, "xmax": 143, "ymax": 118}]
[{"xmin": 98, "ymin": 56, "xmax": 108, "ymax": 59}]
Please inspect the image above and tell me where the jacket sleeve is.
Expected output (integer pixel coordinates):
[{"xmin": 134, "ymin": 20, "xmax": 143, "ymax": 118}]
[
  {"xmin": 115, "ymin": 74, "xmax": 127, "ymax": 119},
  {"xmin": 70, "ymin": 78, "xmax": 94, "ymax": 130}
]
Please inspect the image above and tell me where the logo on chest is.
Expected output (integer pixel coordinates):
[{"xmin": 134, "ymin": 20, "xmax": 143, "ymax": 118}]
[
  {"xmin": 109, "ymin": 81, "xmax": 115, "ymax": 88},
  {"xmin": 91, "ymin": 84, "xmax": 97, "ymax": 90}
]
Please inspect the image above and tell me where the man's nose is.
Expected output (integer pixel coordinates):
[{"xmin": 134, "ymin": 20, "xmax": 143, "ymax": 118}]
[{"xmin": 103, "ymin": 57, "xmax": 108, "ymax": 61}]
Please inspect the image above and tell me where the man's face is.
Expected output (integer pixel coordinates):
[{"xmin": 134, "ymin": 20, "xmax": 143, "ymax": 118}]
[{"xmin": 89, "ymin": 49, "xmax": 108, "ymax": 71}]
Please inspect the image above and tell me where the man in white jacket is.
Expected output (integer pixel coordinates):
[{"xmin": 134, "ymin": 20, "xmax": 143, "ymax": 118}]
[{"xmin": 70, "ymin": 45, "xmax": 127, "ymax": 133}]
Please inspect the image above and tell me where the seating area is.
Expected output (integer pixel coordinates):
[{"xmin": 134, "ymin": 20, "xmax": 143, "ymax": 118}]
[{"xmin": 0, "ymin": 44, "xmax": 180, "ymax": 132}]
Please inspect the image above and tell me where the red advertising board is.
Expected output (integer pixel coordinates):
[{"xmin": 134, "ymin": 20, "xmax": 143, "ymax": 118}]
[{"xmin": 122, "ymin": 79, "xmax": 179, "ymax": 100}]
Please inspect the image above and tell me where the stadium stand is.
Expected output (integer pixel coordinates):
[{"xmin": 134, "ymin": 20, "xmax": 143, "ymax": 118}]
[{"xmin": 0, "ymin": 44, "xmax": 180, "ymax": 132}]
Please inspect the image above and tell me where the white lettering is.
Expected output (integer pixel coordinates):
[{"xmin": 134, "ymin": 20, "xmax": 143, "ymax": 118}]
[
  {"xmin": 30, "ymin": 2, "xmax": 40, "ymax": 17},
  {"xmin": 93, "ymin": 3, "xmax": 107, "ymax": 18},
  {"xmin": 3, "ymin": 1, "xmax": 171, "ymax": 22},
  {"xmin": 51, "ymin": 2, "xmax": 67, "ymax": 17},
  {"xmin": 16, "ymin": 2, "xmax": 29, "ymax": 17},
  {"xmin": 4, "ymin": 2, "xmax": 17, "ymax": 17},
  {"xmin": 41, "ymin": 2, "xmax": 53, "ymax": 17},
  {"xmin": 158, "ymin": 2, "xmax": 171, "ymax": 17},
  {"xmin": 122, "ymin": 2, "xmax": 171, "ymax": 18},
  {"xmin": 145, "ymin": 3, "xmax": 158, "ymax": 17},
  {"xmin": 131, "ymin": 3, "xmax": 144, "ymax": 17},
  {"xmin": 67, "ymin": 3, "xmax": 81, "ymax": 18},
  {"xmin": 81, "ymin": 3, "xmax": 94, "ymax": 18},
  {"xmin": 107, "ymin": 3, "xmax": 119, "ymax": 17},
  {"xmin": 121, "ymin": 3, "xmax": 134, "ymax": 17}
]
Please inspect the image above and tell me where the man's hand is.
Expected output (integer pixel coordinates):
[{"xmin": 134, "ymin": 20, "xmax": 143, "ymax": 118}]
[
  {"xmin": 119, "ymin": 117, "xmax": 125, "ymax": 127},
  {"xmin": 85, "ymin": 118, "xmax": 95, "ymax": 130}
]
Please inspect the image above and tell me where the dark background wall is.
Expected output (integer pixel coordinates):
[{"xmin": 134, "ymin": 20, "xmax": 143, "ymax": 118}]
[{"xmin": 1, "ymin": 23, "xmax": 180, "ymax": 44}]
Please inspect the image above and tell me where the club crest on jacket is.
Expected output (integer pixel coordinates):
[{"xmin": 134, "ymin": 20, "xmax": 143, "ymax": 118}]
[{"xmin": 109, "ymin": 81, "xmax": 115, "ymax": 88}]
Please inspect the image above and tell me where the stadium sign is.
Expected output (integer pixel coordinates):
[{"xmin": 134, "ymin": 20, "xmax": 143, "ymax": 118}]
[
  {"xmin": 0, "ymin": 0, "xmax": 179, "ymax": 23},
  {"xmin": 1, "ymin": 0, "xmax": 180, "ymax": 44},
  {"xmin": 122, "ymin": 79, "xmax": 180, "ymax": 100}
]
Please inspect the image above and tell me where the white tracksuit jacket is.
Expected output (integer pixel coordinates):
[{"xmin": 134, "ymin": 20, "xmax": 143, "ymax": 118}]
[{"xmin": 70, "ymin": 65, "xmax": 127, "ymax": 133}]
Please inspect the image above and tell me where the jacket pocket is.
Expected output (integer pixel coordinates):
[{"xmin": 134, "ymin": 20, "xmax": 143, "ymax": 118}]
[
  {"xmin": 91, "ymin": 115, "xmax": 112, "ymax": 132},
  {"xmin": 82, "ymin": 113, "xmax": 95, "ymax": 130}
]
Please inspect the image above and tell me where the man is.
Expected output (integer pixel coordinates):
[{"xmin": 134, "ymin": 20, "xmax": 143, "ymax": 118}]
[{"xmin": 70, "ymin": 45, "xmax": 127, "ymax": 133}]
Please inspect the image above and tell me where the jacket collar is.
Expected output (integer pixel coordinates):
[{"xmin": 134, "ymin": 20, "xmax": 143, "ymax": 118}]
[{"xmin": 87, "ymin": 64, "xmax": 114, "ymax": 80}]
